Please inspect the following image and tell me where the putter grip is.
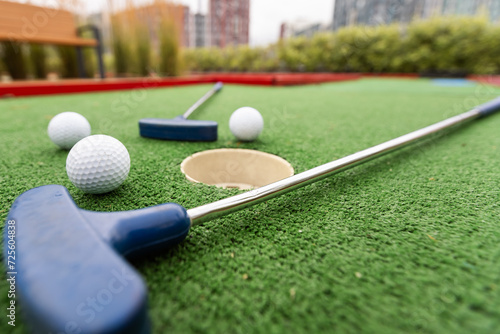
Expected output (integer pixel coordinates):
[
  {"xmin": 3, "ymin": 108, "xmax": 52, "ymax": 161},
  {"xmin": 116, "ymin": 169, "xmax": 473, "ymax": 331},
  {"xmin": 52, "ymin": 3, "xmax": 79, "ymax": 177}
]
[
  {"xmin": 477, "ymin": 96, "xmax": 500, "ymax": 117},
  {"xmin": 84, "ymin": 201, "xmax": 192, "ymax": 258}
]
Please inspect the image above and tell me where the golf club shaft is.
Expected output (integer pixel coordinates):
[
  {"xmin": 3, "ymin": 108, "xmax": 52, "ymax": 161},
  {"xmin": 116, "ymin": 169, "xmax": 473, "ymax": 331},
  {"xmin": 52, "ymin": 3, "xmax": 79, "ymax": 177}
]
[
  {"xmin": 187, "ymin": 97, "xmax": 500, "ymax": 225},
  {"xmin": 183, "ymin": 82, "xmax": 223, "ymax": 119}
]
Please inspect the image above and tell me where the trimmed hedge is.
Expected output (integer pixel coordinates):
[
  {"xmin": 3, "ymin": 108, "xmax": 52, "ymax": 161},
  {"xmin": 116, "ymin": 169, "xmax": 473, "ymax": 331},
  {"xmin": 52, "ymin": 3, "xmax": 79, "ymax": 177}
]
[
  {"xmin": 29, "ymin": 44, "xmax": 47, "ymax": 79},
  {"xmin": 57, "ymin": 46, "xmax": 79, "ymax": 78},
  {"xmin": 1, "ymin": 41, "xmax": 27, "ymax": 79},
  {"xmin": 158, "ymin": 21, "xmax": 181, "ymax": 77},
  {"xmin": 2, "ymin": 15, "xmax": 499, "ymax": 79},
  {"xmin": 183, "ymin": 46, "xmax": 279, "ymax": 72},
  {"xmin": 185, "ymin": 16, "xmax": 500, "ymax": 75}
]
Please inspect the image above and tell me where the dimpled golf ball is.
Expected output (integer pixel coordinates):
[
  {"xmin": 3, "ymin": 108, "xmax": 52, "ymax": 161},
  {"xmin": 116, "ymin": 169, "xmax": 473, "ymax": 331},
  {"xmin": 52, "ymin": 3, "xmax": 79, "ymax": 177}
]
[
  {"xmin": 229, "ymin": 107, "xmax": 264, "ymax": 141},
  {"xmin": 48, "ymin": 112, "xmax": 91, "ymax": 149},
  {"xmin": 66, "ymin": 135, "xmax": 130, "ymax": 194}
]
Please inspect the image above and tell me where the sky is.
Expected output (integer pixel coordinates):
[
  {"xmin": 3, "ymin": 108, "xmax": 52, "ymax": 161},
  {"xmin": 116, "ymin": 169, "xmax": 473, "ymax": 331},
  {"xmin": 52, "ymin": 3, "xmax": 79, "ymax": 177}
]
[{"xmin": 81, "ymin": 0, "xmax": 334, "ymax": 46}]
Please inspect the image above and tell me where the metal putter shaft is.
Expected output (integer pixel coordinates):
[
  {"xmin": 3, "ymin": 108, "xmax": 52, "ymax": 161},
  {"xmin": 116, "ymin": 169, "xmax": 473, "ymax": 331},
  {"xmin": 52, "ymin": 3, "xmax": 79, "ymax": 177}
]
[
  {"xmin": 139, "ymin": 82, "xmax": 223, "ymax": 141},
  {"xmin": 5, "ymin": 97, "xmax": 500, "ymax": 334}
]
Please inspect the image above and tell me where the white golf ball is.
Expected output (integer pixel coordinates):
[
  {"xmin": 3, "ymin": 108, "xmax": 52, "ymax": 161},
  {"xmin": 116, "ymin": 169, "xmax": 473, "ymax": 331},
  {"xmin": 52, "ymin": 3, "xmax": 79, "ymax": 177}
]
[
  {"xmin": 66, "ymin": 135, "xmax": 130, "ymax": 194},
  {"xmin": 229, "ymin": 107, "xmax": 264, "ymax": 141},
  {"xmin": 48, "ymin": 112, "xmax": 91, "ymax": 149}
]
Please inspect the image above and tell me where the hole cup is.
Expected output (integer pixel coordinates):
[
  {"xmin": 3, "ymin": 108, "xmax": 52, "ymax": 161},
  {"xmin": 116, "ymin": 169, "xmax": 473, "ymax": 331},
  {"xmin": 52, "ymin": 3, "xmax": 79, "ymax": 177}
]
[{"xmin": 181, "ymin": 149, "xmax": 294, "ymax": 190}]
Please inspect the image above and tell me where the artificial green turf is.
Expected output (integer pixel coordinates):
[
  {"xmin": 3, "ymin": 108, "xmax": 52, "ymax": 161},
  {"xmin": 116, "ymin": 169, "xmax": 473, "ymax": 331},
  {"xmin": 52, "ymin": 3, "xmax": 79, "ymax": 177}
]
[{"xmin": 1, "ymin": 78, "xmax": 500, "ymax": 334}]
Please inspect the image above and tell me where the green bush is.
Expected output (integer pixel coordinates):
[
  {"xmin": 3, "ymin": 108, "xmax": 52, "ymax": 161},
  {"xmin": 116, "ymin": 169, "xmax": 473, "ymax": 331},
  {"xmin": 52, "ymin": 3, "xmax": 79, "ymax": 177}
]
[
  {"xmin": 405, "ymin": 16, "xmax": 489, "ymax": 74},
  {"xmin": 80, "ymin": 31, "xmax": 97, "ymax": 78},
  {"xmin": 183, "ymin": 47, "xmax": 224, "ymax": 72},
  {"xmin": 136, "ymin": 25, "xmax": 151, "ymax": 76},
  {"xmin": 30, "ymin": 44, "xmax": 47, "ymax": 79},
  {"xmin": 474, "ymin": 25, "xmax": 500, "ymax": 74},
  {"xmin": 158, "ymin": 21, "xmax": 180, "ymax": 76},
  {"xmin": 83, "ymin": 47, "xmax": 97, "ymax": 78},
  {"xmin": 277, "ymin": 37, "xmax": 310, "ymax": 71},
  {"xmin": 1, "ymin": 41, "xmax": 27, "ymax": 79},
  {"xmin": 183, "ymin": 15, "xmax": 500, "ymax": 75},
  {"xmin": 307, "ymin": 33, "xmax": 336, "ymax": 72},
  {"xmin": 112, "ymin": 39, "xmax": 128, "ymax": 76},
  {"xmin": 104, "ymin": 53, "xmax": 115, "ymax": 75},
  {"xmin": 112, "ymin": 21, "xmax": 131, "ymax": 76},
  {"xmin": 8, "ymin": 15, "xmax": 500, "ymax": 79},
  {"xmin": 57, "ymin": 46, "xmax": 78, "ymax": 78},
  {"xmin": 226, "ymin": 46, "xmax": 268, "ymax": 71},
  {"xmin": 45, "ymin": 46, "xmax": 62, "ymax": 76},
  {"xmin": 314, "ymin": 24, "xmax": 405, "ymax": 73},
  {"xmin": 362, "ymin": 24, "xmax": 406, "ymax": 73},
  {"xmin": 251, "ymin": 46, "xmax": 279, "ymax": 72}
]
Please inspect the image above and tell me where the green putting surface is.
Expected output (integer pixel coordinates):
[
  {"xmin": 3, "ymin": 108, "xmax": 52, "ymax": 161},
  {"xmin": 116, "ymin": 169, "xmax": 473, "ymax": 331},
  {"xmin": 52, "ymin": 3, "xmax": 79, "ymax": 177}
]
[{"xmin": 1, "ymin": 78, "xmax": 500, "ymax": 333}]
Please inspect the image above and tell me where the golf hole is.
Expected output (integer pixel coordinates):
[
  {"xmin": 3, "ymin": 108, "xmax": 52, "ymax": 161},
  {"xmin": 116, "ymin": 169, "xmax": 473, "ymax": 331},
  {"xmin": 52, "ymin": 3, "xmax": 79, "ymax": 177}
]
[{"xmin": 181, "ymin": 149, "xmax": 294, "ymax": 190}]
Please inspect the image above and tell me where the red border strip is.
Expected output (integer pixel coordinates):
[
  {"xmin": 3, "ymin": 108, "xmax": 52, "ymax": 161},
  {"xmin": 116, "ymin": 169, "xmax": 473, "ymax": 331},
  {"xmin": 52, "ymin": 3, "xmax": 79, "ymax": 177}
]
[
  {"xmin": 0, "ymin": 73, "xmax": 362, "ymax": 98},
  {"xmin": 468, "ymin": 75, "xmax": 500, "ymax": 87},
  {"xmin": 0, "ymin": 76, "xmax": 214, "ymax": 98},
  {"xmin": 274, "ymin": 73, "xmax": 362, "ymax": 86}
]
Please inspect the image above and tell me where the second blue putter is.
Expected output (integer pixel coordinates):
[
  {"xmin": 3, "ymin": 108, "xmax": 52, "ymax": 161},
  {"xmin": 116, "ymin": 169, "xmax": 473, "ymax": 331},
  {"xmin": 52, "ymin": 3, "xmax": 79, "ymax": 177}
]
[{"xmin": 139, "ymin": 82, "xmax": 222, "ymax": 141}]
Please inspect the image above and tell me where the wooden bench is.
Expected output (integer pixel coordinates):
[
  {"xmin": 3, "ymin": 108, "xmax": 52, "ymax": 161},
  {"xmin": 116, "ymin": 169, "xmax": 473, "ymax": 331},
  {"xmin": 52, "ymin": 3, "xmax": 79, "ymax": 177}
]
[{"xmin": 0, "ymin": 0, "xmax": 104, "ymax": 78}]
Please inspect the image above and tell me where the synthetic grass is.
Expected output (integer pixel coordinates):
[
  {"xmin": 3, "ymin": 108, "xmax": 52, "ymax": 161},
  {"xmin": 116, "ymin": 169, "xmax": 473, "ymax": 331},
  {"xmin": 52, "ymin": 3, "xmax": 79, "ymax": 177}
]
[{"xmin": 1, "ymin": 78, "xmax": 500, "ymax": 334}]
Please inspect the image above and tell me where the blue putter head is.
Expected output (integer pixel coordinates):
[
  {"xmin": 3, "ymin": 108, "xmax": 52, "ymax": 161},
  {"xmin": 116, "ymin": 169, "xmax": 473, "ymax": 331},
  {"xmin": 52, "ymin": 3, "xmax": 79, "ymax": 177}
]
[
  {"xmin": 139, "ymin": 116, "xmax": 218, "ymax": 142},
  {"xmin": 139, "ymin": 82, "xmax": 222, "ymax": 142},
  {"xmin": 4, "ymin": 185, "xmax": 191, "ymax": 334}
]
